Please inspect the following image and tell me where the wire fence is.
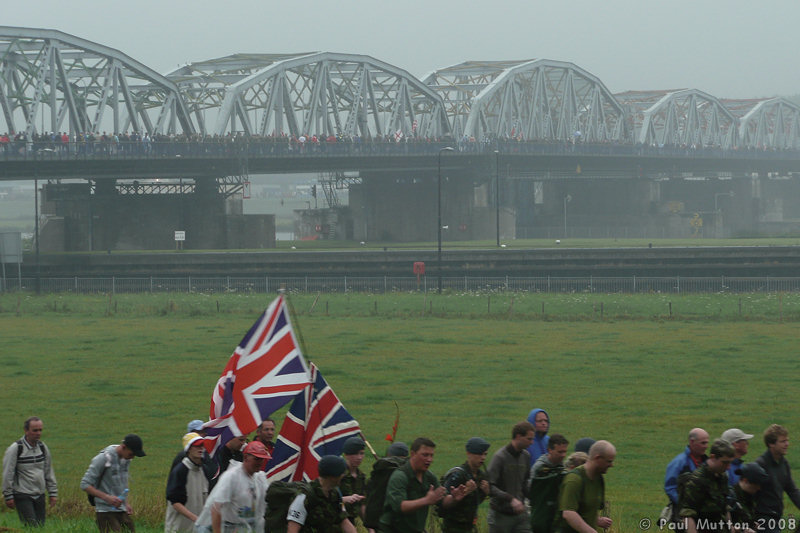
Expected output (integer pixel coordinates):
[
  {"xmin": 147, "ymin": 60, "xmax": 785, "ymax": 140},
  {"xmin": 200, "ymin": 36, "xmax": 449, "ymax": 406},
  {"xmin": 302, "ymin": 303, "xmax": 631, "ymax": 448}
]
[{"xmin": 3, "ymin": 275, "xmax": 800, "ymax": 294}]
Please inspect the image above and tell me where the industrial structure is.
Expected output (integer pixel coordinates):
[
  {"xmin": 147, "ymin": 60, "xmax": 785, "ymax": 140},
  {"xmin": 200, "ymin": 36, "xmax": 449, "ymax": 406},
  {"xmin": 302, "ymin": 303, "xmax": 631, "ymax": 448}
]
[{"xmin": 2, "ymin": 26, "xmax": 800, "ymax": 252}]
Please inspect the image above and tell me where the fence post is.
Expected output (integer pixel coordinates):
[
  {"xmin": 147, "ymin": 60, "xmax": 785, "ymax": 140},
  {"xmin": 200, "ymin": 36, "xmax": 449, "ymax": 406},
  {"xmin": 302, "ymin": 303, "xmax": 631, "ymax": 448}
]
[
  {"xmin": 590, "ymin": 275, "xmax": 593, "ymax": 292},
  {"xmin": 505, "ymin": 275, "xmax": 509, "ymax": 291},
  {"xmin": 633, "ymin": 275, "xmax": 636, "ymax": 293},
  {"xmin": 305, "ymin": 276, "xmax": 308, "ymax": 293},
  {"xmin": 384, "ymin": 276, "xmax": 387, "ymax": 294},
  {"xmin": 150, "ymin": 276, "xmax": 153, "ymax": 293},
  {"xmin": 188, "ymin": 276, "xmax": 191, "ymax": 293},
  {"xmin": 677, "ymin": 276, "xmax": 680, "ymax": 294},
  {"xmin": 112, "ymin": 276, "xmax": 115, "ymax": 295},
  {"xmin": 265, "ymin": 276, "xmax": 269, "ymax": 293},
  {"xmin": 75, "ymin": 276, "xmax": 78, "ymax": 292},
  {"xmin": 344, "ymin": 276, "xmax": 347, "ymax": 293},
  {"xmin": 464, "ymin": 275, "xmax": 467, "ymax": 291}
]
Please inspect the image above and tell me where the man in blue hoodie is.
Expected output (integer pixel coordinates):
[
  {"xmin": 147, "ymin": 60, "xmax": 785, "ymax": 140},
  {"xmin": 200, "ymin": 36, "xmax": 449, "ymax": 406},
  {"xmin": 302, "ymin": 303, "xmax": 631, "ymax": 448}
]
[{"xmin": 526, "ymin": 409, "xmax": 550, "ymax": 464}]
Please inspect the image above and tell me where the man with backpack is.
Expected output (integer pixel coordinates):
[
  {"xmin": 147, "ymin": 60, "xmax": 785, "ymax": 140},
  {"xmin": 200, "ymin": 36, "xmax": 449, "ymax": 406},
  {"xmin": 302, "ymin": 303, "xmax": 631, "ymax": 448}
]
[
  {"xmin": 529, "ymin": 434, "xmax": 569, "ymax": 533},
  {"xmin": 2, "ymin": 417, "xmax": 58, "ymax": 527},
  {"xmin": 439, "ymin": 437, "xmax": 491, "ymax": 533},
  {"xmin": 285, "ymin": 455, "xmax": 357, "ymax": 533},
  {"xmin": 678, "ymin": 439, "xmax": 735, "ymax": 533},
  {"xmin": 664, "ymin": 428, "xmax": 709, "ymax": 524},
  {"xmin": 558, "ymin": 440, "xmax": 615, "ymax": 533},
  {"xmin": 80, "ymin": 433, "xmax": 146, "ymax": 533},
  {"xmin": 363, "ymin": 442, "xmax": 409, "ymax": 533}
]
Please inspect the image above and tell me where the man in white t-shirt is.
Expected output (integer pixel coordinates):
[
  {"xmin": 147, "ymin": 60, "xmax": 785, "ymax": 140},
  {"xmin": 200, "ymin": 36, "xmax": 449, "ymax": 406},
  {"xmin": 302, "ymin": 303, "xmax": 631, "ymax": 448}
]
[{"xmin": 194, "ymin": 441, "xmax": 270, "ymax": 533}]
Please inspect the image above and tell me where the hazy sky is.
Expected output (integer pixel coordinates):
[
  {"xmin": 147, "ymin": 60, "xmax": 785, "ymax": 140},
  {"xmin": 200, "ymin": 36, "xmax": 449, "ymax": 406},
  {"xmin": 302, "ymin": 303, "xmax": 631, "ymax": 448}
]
[{"xmin": 8, "ymin": 0, "xmax": 800, "ymax": 99}]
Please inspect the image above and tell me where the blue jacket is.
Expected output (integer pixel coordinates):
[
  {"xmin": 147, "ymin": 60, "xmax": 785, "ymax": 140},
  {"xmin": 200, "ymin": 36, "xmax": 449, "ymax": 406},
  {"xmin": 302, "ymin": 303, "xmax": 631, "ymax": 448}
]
[
  {"xmin": 664, "ymin": 446, "xmax": 704, "ymax": 504},
  {"xmin": 526, "ymin": 408, "xmax": 550, "ymax": 465},
  {"xmin": 728, "ymin": 457, "xmax": 744, "ymax": 486}
]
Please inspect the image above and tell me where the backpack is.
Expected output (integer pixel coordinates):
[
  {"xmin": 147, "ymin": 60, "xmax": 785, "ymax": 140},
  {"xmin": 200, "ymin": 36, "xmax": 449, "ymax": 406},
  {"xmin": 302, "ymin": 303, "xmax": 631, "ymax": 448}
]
[
  {"xmin": 363, "ymin": 456, "xmax": 407, "ymax": 528},
  {"xmin": 529, "ymin": 468, "xmax": 567, "ymax": 533},
  {"xmin": 556, "ymin": 466, "xmax": 605, "ymax": 533},
  {"xmin": 264, "ymin": 480, "xmax": 311, "ymax": 533},
  {"xmin": 435, "ymin": 466, "xmax": 468, "ymax": 520}
]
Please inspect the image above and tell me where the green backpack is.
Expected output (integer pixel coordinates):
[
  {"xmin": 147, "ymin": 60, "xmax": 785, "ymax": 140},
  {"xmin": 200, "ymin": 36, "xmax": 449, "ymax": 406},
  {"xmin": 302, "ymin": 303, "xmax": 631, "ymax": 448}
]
[{"xmin": 265, "ymin": 480, "xmax": 311, "ymax": 533}]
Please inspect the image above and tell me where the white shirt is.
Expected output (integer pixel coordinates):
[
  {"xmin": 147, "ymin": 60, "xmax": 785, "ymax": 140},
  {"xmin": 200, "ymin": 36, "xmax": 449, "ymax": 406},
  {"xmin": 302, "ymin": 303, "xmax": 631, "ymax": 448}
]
[{"xmin": 194, "ymin": 463, "xmax": 268, "ymax": 532}]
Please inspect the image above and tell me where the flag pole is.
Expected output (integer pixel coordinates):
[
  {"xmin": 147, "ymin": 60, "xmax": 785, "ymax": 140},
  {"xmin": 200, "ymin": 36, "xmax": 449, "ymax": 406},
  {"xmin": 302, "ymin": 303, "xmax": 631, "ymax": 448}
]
[
  {"xmin": 282, "ymin": 291, "xmax": 311, "ymax": 362},
  {"xmin": 362, "ymin": 433, "xmax": 380, "ymax": 461}
]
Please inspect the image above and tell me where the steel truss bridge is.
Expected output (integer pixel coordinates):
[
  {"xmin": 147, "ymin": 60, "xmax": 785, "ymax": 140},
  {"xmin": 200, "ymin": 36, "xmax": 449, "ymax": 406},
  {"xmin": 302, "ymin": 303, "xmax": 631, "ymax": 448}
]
[{"xmin": 2, "ymin": 26, "xmax": 799, "ymax": 153}]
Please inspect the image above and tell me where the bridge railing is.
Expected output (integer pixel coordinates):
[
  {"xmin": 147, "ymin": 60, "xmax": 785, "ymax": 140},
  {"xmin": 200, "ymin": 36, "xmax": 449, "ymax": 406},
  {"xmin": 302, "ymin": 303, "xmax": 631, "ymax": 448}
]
[
  {"xmin": 1, "ymin": 138, "xmax": 799, "ymax": 162},
  {"xmin": 3, "ymin": 276, "xmax": 800, "ymax": 294}
]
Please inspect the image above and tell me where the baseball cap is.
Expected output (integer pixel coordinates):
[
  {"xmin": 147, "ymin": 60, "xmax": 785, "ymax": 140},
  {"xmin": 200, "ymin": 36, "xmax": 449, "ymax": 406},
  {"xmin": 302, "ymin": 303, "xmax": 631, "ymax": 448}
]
[
  {"xmin": 721, "ymin": 428, "xmax": 754, "ymax": 444},
  {"xmin": 123, "ymin": 434, "xmax": 146, "ymax": 457},
  {"xmin": 243, "ymin": 440, "xmax": 271, "ymax": 459},
  {"xmin": 182, "ymin": 432, "xmax": 204, "ymax": 452},
  {"xmin": 187, "ymin": 419, "xmax": 205, "ymax": 433}
]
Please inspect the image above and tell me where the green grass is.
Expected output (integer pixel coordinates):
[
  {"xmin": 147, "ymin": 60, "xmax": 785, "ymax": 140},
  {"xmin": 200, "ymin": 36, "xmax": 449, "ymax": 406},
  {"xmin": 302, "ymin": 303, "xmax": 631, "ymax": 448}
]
[{"xmin": 1, "ymin": 293, "xmax": 799, "ymax": 532}]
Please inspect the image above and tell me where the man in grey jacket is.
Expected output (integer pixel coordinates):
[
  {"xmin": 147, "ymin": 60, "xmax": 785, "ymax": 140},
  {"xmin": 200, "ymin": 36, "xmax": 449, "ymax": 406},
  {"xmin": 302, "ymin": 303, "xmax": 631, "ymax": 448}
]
[
  {"xmin": 487, "ymin": 421, "xmax": 534, "ymax": 533},
  {"xmin": 80, "ymin": 434, "xmax": 146, "ymax": 533},
  {"xmin": 2, "ymin": 417, "xmax": 58, "ymax": 526}
]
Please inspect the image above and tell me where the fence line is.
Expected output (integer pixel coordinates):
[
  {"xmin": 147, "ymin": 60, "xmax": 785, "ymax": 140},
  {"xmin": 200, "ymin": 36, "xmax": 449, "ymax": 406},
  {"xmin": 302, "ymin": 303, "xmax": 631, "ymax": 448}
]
[{"xmin": 2, "ymin": 275, "xmax": 800, "ymax": 294}]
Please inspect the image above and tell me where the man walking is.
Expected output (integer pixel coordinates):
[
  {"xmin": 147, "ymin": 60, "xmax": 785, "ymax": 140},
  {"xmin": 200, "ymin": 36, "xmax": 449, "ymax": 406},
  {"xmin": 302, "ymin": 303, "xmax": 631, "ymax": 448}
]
[
  {"xmin": 255, "ymin": 419, "xmax": 276, "ymax": 457},
  {"xmin": 755, "ymin": 424, "xmax": 800, "ymax": 533},
  {"xmin": 488, "ymin": 421, "xmax": 534, "ymax": 533},
  {"xmin": 81, "ymin": 434, "xmax": 146, "ymax": 533},
  {"xmin": 440, "ymin": 437, "xmax": 491, "ymax": 533},
  {"xmin": 2, "ymin": 417, "xmax": 58, "ymax": 527},
  {"xmin": 286, "ymin": 455, "xmax": 358, "ymax": 533},
  {"xmin": 194, "ymin": 441, "xmax": 270, "ymax": 533},
  {"xmin": 721, "ymin": 428, "xmax": 754, "ymax": 486},
  {"xmin": 678, "ymin": 439, "xmax": 735, "ymax": 533},
  {"xmin": 529, "ymin": 433, "xmax": 569, "ymax": 533},
  {"xmin": 558, "ymin": 440, "xmax": 616, "ymax": 533},
  {"xmin": 664, "ymin": 428, "xmax": 708, "ymax": 522},
  {"xmin": 379, "ymin": 437, "xmax": 464, "ymax": 533}
]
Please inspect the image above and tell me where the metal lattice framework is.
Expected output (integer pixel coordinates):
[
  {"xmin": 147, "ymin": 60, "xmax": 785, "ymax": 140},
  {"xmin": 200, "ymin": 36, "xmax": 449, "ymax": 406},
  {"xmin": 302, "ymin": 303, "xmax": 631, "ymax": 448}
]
[
  {"xmin": 166, "ymin": 53, "xmax": 312, "ymax": 135},
  {"xmin": 617, "ymin": 89, "xmax": 737, "ymax": 148},
  {"xmin": 0, "ymin": 26, "xmax": 193, "ymax": 136},
  {"xmin": 212, "ymin": 52, "xmax": 450, "ymax": 138},
  {"xmin": 723, "ymin": 97, "xmax": 800, "ymax": 150},
  {"xmin": 423, "ymin": 59, "xmax": 626, "ymax": 142}
]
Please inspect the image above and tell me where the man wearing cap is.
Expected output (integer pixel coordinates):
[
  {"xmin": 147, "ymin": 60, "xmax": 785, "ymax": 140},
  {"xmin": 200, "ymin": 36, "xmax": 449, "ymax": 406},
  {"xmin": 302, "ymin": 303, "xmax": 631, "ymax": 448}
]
[
  {"xmin": 488, "ymin": 421, "xmax": 534, "ymax": 533},
  {"xmin": 340, "ymin": 437, "xmax": 367, "ymax": 526},
  {"xmin": 678, "ymin": 439, "xmax": 735, "ymax": 533},
  {"xmin": 754, "ymin": 424, "xmax": 800, "ymax": 533},
  {"xmin": 439, "ymin": 437, "xmax": 491, "ymax": 533},
  {"xmin": 721, "ymin": 428, "xmax": 754, "ymax": 487},
  {"xmin": 2, "ymin": 416, "xmax": 57, "ymax": 527},
  {"xmin": 171, "ymin": 426, "xmax": 219, "ymax": 491},
  {"xmin": 194, "ymin": 441, "xmax": 270, "ymax": 533},
  {"xmin": 731, "ymin": 462, "xmax": 769, "ymax": 533},
  {"xmin": 664, "ymin": 428, "xmax": 709, "ymax": 523},
  {"xmin": 380, "ymin": 437, "xmax": 464, "ymax": 533},
  {"xmin": 165, "ymin": 433, "xmax": 209, "ymax": 532},
  {"xmin": 81, "ymin": 434, "xmax": 146, "ymax": 533},
  {"xmin": 529, "ymin": 434, "xmax": 568, "ymax": 533},
  {"xmin": 287, "ymin": 455, "xmax": 358, "ymax": 533}
]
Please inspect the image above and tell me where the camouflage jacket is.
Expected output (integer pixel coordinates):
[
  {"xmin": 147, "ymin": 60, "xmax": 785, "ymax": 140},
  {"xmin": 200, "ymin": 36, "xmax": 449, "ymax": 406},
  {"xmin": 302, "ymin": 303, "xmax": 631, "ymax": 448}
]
[
  {"xmin": 299, "ymin": 479, "xmax": 348, "ymax": 533},
  {"xmin": 339, "ymin": 467, "xmax": 366, "ymax": 521},
  {"xmin": 679, "ymin": 464, "xmax": 729, "ymax": 526},
  {"xmin": 439, "ymin": 462, "xmax": 489, "ymax": 530}
]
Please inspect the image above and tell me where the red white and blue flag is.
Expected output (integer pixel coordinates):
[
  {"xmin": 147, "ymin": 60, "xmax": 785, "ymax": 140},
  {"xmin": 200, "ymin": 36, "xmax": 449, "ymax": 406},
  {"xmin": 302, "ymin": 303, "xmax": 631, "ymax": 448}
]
[
  {"xmin": 265, "ymin": 362, "xmax": 361, "ymax": 481},
  {"xmin": 204, "ymin": 295, "xmax": 311, "ymax": 457}
]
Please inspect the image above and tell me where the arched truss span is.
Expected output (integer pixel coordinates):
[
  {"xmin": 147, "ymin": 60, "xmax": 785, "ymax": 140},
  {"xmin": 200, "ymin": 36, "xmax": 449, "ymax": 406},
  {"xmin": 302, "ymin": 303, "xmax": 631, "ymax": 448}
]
[
  {"xmin": 723, "ymin": 97, "xmax": 800, "ymax": 150},
  {"xmin": 0, "ymin": 26, "xmax": 193, "ymax": 136},
  {"xmin": 617, "ymin": 89, "xmax": 737, "ymax": 149},
  {"xmin": 166, "ymin": 53, "xmax": 313, "ymax": 135},
  {"xmin": 213, "ymin": 52, "xmax": 451, "ymax": 138},
  {"xmin": 424, "ymin": 59, "xmax": 626, "ymax": 142}
]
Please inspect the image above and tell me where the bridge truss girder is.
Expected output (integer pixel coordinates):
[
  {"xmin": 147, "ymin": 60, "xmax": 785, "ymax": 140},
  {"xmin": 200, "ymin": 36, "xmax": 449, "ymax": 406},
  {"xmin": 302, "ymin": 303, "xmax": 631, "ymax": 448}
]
[
  {"xmin": 618, "ymin": 89, "xmax": 737, "ymax": 149},
  {"xmin": 724, "ymin": 97, "xmax": 800, "ymax": 150},
  {"xmin": 0, "ymin": 26, "xmax": 194, "ymax": 137},
  {"xmin": 425, "ymin": 59, "xmax": 626, "ymax": 142},
  {"xmin": 213, "ymin": 52, "xmax": 451, "ymax": 139}
]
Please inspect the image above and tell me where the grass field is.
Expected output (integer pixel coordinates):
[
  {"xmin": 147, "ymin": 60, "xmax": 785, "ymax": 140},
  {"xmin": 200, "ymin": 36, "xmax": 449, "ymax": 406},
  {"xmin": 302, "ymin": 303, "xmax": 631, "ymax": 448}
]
[{"xmin": 1, "ymin": 292, "xmax": 799, "ymax": 532}]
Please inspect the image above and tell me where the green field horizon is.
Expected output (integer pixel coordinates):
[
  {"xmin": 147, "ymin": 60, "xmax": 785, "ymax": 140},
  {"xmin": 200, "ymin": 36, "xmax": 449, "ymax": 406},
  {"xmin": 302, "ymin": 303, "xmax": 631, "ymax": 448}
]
[{"xmin": 2, "ymin": 293, "xmax": 799, "ymax": 532}]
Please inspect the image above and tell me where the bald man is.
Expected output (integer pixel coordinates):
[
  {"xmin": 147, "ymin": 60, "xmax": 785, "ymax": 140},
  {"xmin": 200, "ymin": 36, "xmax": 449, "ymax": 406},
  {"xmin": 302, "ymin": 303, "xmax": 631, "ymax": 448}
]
[
  {"xmin": 558, "ymin": 440, "xmax": 616, "ymax": 533},
  {"xmin": 664, "ymin": 428, "xmax": 709, "ymax": 522}
]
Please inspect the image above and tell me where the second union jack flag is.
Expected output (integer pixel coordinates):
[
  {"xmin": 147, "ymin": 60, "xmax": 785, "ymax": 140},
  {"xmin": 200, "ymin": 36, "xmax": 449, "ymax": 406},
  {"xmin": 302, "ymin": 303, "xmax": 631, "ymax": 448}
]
[
  {"xmin": 265, "ymin": 362, "xmax": 361, "ymax": 481},
  {"xmin": 204, "ymin": 295, "xmax": 311, "ymax": 457}
]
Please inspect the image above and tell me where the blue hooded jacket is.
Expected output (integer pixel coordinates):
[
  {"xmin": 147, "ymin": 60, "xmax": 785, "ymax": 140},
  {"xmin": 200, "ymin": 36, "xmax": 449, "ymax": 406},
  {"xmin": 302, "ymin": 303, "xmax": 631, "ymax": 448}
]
[{"xmin": 526, "ymin": 408, "xmax": 550, "ymax": 465}]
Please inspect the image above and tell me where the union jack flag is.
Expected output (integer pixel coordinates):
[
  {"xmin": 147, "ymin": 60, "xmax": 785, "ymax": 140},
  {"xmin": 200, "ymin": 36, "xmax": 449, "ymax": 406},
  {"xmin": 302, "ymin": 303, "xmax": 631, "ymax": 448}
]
[
  {"xmin": 204, "ymin": 295, "xmax": 311, "ymax": 457},
  {"xmin": 265, "ymin": 363, "xmax": 361, "ymax": 481}
]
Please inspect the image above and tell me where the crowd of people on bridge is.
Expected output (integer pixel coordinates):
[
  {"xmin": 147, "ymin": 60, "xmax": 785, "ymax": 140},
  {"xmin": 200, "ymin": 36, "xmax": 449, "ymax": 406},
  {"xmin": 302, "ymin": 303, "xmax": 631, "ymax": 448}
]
[
  {"xmin": 2, "ymin": 128, "xmax": 797, "ymax": 162},
  {"xmin": 4, "ymin": 413, "xmax": 800, "ymax": 533}
]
